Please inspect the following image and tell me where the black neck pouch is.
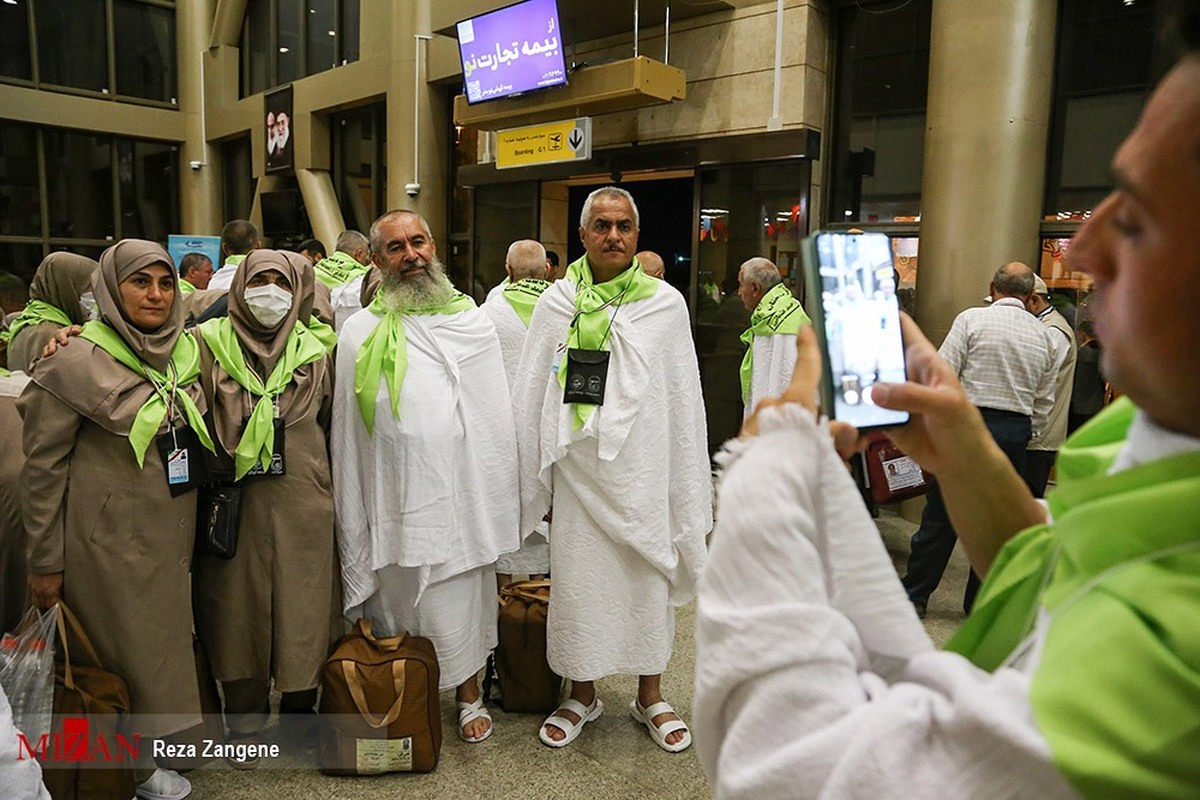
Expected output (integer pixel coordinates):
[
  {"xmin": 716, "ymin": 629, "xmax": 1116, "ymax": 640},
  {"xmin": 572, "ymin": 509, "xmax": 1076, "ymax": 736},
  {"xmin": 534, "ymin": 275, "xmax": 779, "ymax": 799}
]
[
  {"xmin": 156, "ymin": 424, "xmax": 211, "ymax": 497},
  {"xmin": 563, "ymin": 349, "xmax": 610, "ymax": 405}
]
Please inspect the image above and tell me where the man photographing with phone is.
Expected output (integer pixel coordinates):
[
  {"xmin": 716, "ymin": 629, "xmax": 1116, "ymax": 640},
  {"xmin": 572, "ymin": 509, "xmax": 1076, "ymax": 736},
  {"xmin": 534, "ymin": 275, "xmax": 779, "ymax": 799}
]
[{"xmin": 694, "ymin": 7, "xmax": 1200, "ymax": 797}]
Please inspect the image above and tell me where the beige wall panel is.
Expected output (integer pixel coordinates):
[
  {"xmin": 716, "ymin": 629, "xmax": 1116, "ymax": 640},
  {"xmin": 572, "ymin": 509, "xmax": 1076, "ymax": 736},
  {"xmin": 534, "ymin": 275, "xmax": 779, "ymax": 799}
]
[
  {"xmin": 539, "ymin": 183, "xmax": 571, "ymax": 260},
  {"xmin": 0, "ymin": 85, "xmax": 184, "ymax": 140}
]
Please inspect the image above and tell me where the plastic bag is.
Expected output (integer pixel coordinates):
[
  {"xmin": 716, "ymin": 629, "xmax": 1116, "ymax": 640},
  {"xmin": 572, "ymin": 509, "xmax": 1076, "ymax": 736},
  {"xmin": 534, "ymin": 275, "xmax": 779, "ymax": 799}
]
[{"xmin": 0, "ymin": 605, "xmax": 57, "ymax": 743}]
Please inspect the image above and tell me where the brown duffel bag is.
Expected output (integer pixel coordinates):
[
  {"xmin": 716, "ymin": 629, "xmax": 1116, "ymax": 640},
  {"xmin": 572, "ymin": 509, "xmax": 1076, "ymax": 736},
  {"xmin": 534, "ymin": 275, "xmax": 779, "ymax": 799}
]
[
  {"xmin": 42, "ymin": 601, "xmax": 137, "ymax": 800},
  {"xmin": 495, "ymin": 580, "xmax": 561, "ymax": 713},
  {"xmin": 319, "ymin": 618, "xmax": 441, "ymax": 775}
]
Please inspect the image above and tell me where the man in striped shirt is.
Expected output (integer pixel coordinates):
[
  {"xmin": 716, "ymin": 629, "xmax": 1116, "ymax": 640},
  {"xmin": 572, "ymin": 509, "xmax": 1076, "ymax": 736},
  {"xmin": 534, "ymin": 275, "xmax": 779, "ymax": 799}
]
[{"xmin": 902, "ymin": 262, "xmax": 1056, "ymax": 617}]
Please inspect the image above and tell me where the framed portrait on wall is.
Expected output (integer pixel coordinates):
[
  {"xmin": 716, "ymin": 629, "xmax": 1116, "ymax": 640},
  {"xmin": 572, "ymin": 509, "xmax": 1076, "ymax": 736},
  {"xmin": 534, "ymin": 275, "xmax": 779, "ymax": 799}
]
[{"xmin": 265, "ymin": 85, "xmax": 294, "ymax": 173}]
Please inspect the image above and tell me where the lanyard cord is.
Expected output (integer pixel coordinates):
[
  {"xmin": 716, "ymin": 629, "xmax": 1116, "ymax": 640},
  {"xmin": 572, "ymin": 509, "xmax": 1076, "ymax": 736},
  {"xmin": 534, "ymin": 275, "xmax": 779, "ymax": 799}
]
[{"xmin": 568, "ymin": 266, "xmax": 640, "ymax": 349}]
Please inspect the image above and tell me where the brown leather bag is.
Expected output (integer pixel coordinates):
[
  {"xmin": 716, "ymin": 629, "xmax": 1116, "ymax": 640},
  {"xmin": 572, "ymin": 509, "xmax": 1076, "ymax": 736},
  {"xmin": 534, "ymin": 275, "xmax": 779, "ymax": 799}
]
[
  {"xmin": 41, "ymin": 601, "xmax": 137, "ymax": 800},
  {"xmin": 318, "ymin": 618, "xmax": 441, "ymax": 775},
  {"xmin": 495, "ymin": 580, "xmax": 561, "ymax": 713}
]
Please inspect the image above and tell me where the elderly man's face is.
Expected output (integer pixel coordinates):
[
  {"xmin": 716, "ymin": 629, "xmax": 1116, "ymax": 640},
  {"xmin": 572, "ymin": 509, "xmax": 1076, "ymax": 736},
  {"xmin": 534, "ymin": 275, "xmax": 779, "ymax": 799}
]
[
  {"xmin": 191, "ymin": 257, "xmax": 214, "ymax": 289},
  {"xmin": 1067, "ymin": 57, "xmax": 1200, "ymax": 435},
  {"xmin": 580, "ymin": 194, "xmax": 638, "ymax": 278},
  {"xmin": 737, "ymin": 268, "xmax": 762, "ymax": 311},
  {"xmin": 373, "ymin": 214, "xmax": 437, "ymax": 281}
]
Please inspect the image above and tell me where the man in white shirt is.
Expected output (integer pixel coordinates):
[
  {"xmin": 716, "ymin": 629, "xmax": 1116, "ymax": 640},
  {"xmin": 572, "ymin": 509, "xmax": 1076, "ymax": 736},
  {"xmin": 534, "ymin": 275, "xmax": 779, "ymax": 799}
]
[
  {"xmin": 902, "ymin": 262, "xmax": 1057, "ymax": 616},
  {"xmin": 207, "ymin": 219, "xmax": 261, "ymax": 292}
]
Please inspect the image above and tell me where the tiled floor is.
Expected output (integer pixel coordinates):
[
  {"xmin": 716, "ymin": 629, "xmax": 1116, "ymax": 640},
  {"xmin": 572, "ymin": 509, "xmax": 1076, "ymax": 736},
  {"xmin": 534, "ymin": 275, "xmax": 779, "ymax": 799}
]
[{"xmin": 188, "ymin": 509, "xmax": 972, "ymax": 799}]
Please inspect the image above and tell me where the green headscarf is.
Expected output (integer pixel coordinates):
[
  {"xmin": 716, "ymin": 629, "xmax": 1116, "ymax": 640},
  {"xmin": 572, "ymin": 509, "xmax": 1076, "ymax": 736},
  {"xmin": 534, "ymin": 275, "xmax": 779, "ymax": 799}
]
[
  {"xmin": 739, "ymin": 282, "xmax": 809, "ymax": 406},
  {"xmin": 557, "ymin": 254, "xmax": 659, "ymax": 429},
  {"xmin": 353, "ymin": 291, "xmax": 476, "ymax": 434}
]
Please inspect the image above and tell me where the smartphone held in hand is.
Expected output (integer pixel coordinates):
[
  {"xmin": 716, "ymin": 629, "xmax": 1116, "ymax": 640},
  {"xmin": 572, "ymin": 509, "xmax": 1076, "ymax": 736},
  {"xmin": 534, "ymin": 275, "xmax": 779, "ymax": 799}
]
[{"xmin": 802, "ymin": 230, "xmax": 909, "ymax": 430}]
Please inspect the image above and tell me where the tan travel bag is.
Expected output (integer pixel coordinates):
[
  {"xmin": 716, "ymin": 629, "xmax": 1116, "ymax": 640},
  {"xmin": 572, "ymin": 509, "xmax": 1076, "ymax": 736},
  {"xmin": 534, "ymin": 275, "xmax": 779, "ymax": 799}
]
[
  {"xmin": 318, "ymin": 618, "xmax": 441, "ymax": 775},
  {"xmin": 495, "ymin": 580, "xmax": 562, "ymax": 713}
]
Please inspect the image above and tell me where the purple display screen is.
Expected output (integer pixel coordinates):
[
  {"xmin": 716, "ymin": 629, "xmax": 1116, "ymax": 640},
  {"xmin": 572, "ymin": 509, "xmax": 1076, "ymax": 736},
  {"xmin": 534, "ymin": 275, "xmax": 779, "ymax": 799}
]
[{"xmin": 457, "ymin": 0, "xmax": 567, "ymax": 105}]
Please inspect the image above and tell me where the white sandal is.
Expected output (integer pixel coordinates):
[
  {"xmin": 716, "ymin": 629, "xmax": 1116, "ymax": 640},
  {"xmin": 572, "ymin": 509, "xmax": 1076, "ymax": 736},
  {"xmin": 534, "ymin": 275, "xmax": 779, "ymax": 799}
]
[
  {"xmin": 539, "ymin": 697, "xmax": 604, "ymax": 748},
  {"xmin": 630, "ymin": 699, "xmax": 692, "ymax": 753},
  {"xmin": 457, "ymin": 698, "xmax": 493, "ymax": 743}
]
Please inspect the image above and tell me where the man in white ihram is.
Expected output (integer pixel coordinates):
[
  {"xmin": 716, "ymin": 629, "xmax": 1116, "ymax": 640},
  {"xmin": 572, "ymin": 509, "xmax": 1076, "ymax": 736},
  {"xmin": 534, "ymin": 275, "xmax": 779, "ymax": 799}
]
[
  {"xmin": 512, "ymin": 186, "xmax": 711, "ymax": 752},
  {"xmin": 481, "ymin": 239, "xmax": 553, "ymax": 586},
  {"xmin": 332, "ymin": 209, "xmax": 519, "ymax": 744}
]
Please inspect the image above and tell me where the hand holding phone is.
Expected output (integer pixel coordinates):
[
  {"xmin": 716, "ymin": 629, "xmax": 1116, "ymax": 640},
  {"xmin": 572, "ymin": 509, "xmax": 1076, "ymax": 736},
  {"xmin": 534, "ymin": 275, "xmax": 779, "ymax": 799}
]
[{"xmin": 802, "ymin": 231, "xmax": 910, "ymax": 430}]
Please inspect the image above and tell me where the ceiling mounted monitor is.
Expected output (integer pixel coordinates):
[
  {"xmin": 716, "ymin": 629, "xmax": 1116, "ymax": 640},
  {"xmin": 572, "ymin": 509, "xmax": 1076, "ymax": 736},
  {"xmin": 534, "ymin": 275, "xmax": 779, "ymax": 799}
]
[{"xmin": 457, "ymin": 0, "xmax": 568, "ymax": 105}]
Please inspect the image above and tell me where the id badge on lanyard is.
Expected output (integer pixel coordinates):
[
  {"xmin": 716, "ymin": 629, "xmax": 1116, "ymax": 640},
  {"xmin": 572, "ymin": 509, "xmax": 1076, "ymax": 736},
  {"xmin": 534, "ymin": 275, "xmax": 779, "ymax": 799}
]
[{"xmin": 156, "ymin": 424, "xmax": 209, "ymax": 496}]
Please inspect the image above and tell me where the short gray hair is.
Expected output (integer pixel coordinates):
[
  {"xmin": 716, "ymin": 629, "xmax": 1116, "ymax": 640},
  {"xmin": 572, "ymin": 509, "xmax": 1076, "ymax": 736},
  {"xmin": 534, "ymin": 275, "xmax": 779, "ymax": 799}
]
[
  {"xmin": 580, "ymin": 186, "xmax": 639, "ymax": 230},
  {"xmin": 506, "ymin": 239, "xmax": 547, "ymax": 280},
  {"xmin": 335, "ymin": 230, "xmax": 369, "ymax": 254},
  {"xmin": 368, "ymin": 210, "xmax": 431, "ymax": 258},
  {"xmin": 739, "ymin": 257, "xmax": 782, "ymax": 291},
  {"xmin": 993, "ymin": 261, "xmax": 1034, "ymax": 297}
]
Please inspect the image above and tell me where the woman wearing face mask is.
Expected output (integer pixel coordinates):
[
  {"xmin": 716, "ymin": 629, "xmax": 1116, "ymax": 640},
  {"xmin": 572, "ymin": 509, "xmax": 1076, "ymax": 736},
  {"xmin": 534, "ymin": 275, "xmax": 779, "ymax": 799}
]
[
  {"xmin": 6, "ymin": 252, "xmax": 98, "ymax": 372},
  {"xmin": 19, "ymin": 239, "xmax": 215, "ymax": 800},
  {"xmin": 193, "ymin": 249, "xmax": 336, "ymax": 759}
]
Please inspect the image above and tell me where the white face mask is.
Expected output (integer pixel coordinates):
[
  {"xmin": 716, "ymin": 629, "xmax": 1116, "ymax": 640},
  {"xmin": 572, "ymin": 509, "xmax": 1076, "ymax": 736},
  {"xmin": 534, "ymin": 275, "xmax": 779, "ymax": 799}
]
[
  {"xmin": 79, "ymin": 291, "xmax": 99, "ymax": 321},
  {"xmin": 244, "ymin": 283, "xmax": 294, "ymax": 329}
]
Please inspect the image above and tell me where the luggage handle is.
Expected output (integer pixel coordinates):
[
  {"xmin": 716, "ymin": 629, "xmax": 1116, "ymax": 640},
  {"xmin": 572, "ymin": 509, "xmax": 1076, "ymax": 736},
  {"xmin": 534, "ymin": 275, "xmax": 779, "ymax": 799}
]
[
  {"xmin": 354, "ymin": 618, "xmax": 407, "ymax": 652},
  {"xmin": 499, "ymin": 579, "xmax": 551, "ymax": 607},
  {"xmin": 54, "ymin": 601, "xmax": 106, "ymax": 693},
  {"xmin": 341, "ymin": 660, "xmax": 407, "ymax": 729}
]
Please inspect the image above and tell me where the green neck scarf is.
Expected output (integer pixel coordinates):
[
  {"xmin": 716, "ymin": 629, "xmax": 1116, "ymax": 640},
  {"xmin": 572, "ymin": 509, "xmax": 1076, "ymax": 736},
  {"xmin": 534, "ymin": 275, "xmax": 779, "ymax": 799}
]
[
  {"xmin": 198, "ymin": 317, "xmax": 329, "ymax": 479},
  {"xmin": 314, "ymin": 252, "xmax": 370, "ymax": 288},
  {"xmin": 178, "ymin": 279, "xmax": 196, "ymax": 294},
  {"xmin": 224, "ymin": 254, "xmax": 247, "ymax": 268},
  {"xmin": 353, "ymin": 291, "xmax": 476, "ymax": 435},
  {"xmin": 502, "ymin": 278, "xmax": 551, "ymax": 328},
  {"xmin": 948, "ymin": 397, "xmax": 1200, "ymax": 798},
  {"xmin": 0, "ymin": 367, "xmax": 10, "ymax": 377},
  {"xmin": 78, "ymin": 321, "xmax": 215, "ymax": 467},
  {"xmin": 739, "ymin": 282, "xmax": 809, "ymax": 405},
  {"xmin": 557, "ymin": 255, "xmax": 659, "ymax": 429},
  {"xmin": 306, "ymin": 316, "xmax": 337, "ymax": 351},
  {"xmin": 7, "ymin": 300, "xmax": 74, "ymax": 342}
]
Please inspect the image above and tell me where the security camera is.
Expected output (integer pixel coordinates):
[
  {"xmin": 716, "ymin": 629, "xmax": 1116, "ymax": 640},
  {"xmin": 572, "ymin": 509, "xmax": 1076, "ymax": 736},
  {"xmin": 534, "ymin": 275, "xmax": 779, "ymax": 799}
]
[
  {"xmin": 405, "ymin": 182, "xmax": 421, "ymax": 198},
  {"xmin": 189, "ymin": 160, "xmax": 203, "ymax": 171}
]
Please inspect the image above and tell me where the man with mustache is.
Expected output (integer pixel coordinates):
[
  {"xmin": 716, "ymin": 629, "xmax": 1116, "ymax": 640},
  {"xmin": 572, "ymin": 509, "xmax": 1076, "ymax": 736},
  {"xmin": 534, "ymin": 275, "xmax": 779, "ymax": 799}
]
[
  {"xmin": 512, "ymin": 187, "xmax": 712, "ymax": 751},
  {"xmin": 331, "ymin": 209, "xmax": 520, "ymax": 744}
]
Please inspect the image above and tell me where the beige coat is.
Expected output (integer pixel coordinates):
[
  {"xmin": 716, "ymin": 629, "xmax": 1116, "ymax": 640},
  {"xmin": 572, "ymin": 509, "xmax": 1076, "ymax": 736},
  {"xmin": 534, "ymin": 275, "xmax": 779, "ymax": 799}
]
[
  {"xmin": 0, "ymin": 389, "xmax": 28, "ymax": 633},
  {"xmin": 18, "ymin": 386, "xmax": 201, "ymax": 737},
  {"xmin": 192, "ymin": 342, "xmax": 336, "ymax": 692},
  {"xmin": 7, "ymin": 320, "xmax": 58, "ymax": 374}
]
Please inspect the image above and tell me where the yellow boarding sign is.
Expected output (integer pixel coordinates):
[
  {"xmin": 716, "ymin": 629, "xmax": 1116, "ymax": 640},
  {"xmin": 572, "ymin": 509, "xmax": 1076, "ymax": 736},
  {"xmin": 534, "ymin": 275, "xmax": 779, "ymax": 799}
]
[{"xmin": 496, "ymin": 117, "xmax": 591, "ymax": 169}]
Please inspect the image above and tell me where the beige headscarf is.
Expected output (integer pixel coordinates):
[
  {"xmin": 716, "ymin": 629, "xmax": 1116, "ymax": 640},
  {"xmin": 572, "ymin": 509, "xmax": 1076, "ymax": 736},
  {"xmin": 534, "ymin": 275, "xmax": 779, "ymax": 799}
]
[
  {"xmin": 205, "ymin": 249, "xmax": 328, "ymax": 458},
  {"xmin": 7, "ymin": 253, "xmax": 98, "ymax": 370},
  {"xmin": 92, "ymin": 239, "xmax": 184, "ymax": 372},
  {"xmin": 28, "ymin": 252, "xmax": 98, "ymax": 325},
  {"xmin": 30, "ymin": 239, "xmax": 206, "ymax": 437}
]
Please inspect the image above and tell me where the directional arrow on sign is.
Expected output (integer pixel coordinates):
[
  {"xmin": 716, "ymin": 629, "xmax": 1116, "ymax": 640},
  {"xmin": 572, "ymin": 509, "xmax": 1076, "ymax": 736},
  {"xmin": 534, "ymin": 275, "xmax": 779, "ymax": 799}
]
[{"xmin": 568, "ymin": 128, "xmax": 584, "ymax": 151}]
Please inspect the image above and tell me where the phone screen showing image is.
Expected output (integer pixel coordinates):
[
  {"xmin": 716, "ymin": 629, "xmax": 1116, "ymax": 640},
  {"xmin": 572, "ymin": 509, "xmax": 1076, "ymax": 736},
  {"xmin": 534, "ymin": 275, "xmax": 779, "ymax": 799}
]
[{"xmin": 807, "ymin": 231, "xmax": 909, "ymax": 430}]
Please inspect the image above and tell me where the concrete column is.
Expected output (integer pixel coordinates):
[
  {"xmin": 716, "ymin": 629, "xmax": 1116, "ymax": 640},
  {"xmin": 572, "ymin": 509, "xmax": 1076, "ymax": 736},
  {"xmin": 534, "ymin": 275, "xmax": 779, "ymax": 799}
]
[
  {"xmin": 386, "ymin": 1, "xmax": 448, "ymax": 239},
  {"xmin": 178, "ymin": 0, "xmax": 223, "ymax": 236},
  {"xmin": 915, "ymin": 0, "xmax": 1056, "ymax": 343},
  {"xmin": 296, "ymin": 169, "xmax": 345, "ymax": 248}
]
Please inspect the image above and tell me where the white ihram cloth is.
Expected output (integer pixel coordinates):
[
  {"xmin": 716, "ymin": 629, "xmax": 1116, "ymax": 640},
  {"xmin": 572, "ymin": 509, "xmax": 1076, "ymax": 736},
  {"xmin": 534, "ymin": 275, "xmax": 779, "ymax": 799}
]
[
  {"xmin": 512, "ymin": 278, "xmax": 711, "ymax": 679},
  {"xmin": 745, "ymin": 332, "xmax": 798, "ymax": 417},
  {"xmin": 482, "ymin": 289, "xmax": 550, "ymax": 575},
  {"xmin": 331, "ymin": 273, "xmax": 365, "ymax": 332},
  {"xmin": 332, "ymin": 304, "xmax": 520, "ymax": 687},
  {"xmin": 695, "ymin": 404, "xmax": 1079, "ymax": 799}
]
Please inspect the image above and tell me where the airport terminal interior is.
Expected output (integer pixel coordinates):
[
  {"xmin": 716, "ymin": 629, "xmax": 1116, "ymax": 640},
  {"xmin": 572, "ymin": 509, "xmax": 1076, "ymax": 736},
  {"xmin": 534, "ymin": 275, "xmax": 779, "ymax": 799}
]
[{"xmin": 0, "ymin": 0, "xmax": 1170, "ymax": 795}]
